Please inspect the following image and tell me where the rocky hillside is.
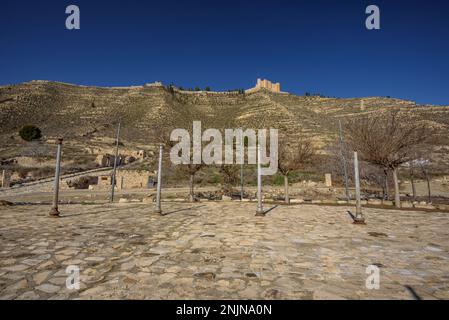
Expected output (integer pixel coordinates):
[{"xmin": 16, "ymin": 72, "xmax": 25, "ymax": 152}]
[{"xmin": 1, "ymin": 80, "xmax": 448, "ymax": 159}]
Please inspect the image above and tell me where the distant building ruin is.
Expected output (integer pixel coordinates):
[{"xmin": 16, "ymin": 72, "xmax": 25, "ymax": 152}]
[
  {"xmin": 144, "ymin": 81, "xmax": 163, "ymax": 87},
  {"xmin": 96, "ymin": 154, "xmax": 121, "ymax": 167},
  {"xmin": 95, "ymin": 153, "xmax": 138, "ymax": 167},
  {"xmin": 88, "ymin": 170, "xmax": 155, "ymax": 191},
  {"xmin": 245, "ymin": 79, "xmax": 282, "ymax": 94}
]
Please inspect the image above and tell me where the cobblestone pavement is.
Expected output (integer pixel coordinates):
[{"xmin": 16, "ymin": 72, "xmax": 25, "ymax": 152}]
[{"xmin": 0, "ymin": 202, "xmax": 448, "ymax": 300}]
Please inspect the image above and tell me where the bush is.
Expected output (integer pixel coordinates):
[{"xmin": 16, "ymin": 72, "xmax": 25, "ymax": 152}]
[
  {"xmin": 271, "ymin": 175, "xmax": 284, "ymax": 186},
  {"xmin": 19, "ymin": 125, "xmax": 42, "ymax": 141}
]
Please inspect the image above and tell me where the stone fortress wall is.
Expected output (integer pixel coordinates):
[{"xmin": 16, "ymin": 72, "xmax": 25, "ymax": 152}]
[
  {"xmin": 143, "ymin": 79, "xmax": 286, "ymax": 95},
  {"xmin": 245, "ymin": 78, "xmax": 282, "ymax": 94}
]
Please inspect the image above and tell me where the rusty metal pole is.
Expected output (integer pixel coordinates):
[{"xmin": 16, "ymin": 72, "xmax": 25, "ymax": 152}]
[
  {"xmin": 240, "ymin": 129, "xmax": 244, "ymax": 201},
  {"xmin": 110, "ymin": 122, "xmax": 121, "ymax": 203},
  {"xmin": 256, "ymin": 144, "xmax": 264, "ymax": 216},
  {"xmin": 49, "ymin": 138, "xmax": 63, "ymax": 217},
  {"xmin": 339, "ymin": 120, "xmax": 350, "ymax": 203},
  {"xmin": 240, "ymin": 162, "xmax": 244, "ymax": 201},
  {"xmin": 353, "ymin": 151, "xmax": 365, "ymax": 224},
  {"xmin": 156, "ymin": 144, "xmax": 163, "ymax": 214}
]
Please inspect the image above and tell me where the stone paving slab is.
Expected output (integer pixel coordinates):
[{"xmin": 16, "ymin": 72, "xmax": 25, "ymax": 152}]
[{"xmin": 0, "ymin": 202, "xmax": 448, "ymax": 300}]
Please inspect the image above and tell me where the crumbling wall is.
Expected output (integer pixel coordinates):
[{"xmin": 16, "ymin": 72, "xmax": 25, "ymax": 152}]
[
  {"xmin": 245, "ymin": 78, "xmax": 281, "ymax": 94},
  {"xmin": 116, "ymin": 170, "xmax": 153, "ymax": 190}
]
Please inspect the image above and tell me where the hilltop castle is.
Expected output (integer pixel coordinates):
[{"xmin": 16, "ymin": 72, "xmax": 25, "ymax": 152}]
[{"xmin": 245, "ymin": 79, "xmax": 281, "ymax": 94}]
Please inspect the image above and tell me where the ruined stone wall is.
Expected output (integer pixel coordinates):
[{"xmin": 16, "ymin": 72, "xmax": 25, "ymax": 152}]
[
  {"xmin": 245, "ymin": 78, "xmax": 281, "ymax": 94},
  {"xmin": 85, "ymin": 170, "xmax": 153, "ymax": 190},
  {"xmin": 116, "ymin": 170, "xmax": 153, "ymax": 190}
]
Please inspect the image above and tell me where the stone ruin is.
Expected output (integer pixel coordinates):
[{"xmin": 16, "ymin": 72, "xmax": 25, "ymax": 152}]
[
  {"xmin": 95, "ymin": 154, "xmax": 138, "ymax": 167},
  {"xmin": 245, "ymin": 78, "xmax": 282, "ymax": 94},
  {"xmin": 66, "ymin": 176, "xmax": 98, "ymax": 189},
  {"xmin": 144, "ymin": 81, "xmax": 163, "ymax": 87},
  {"xmin": 95, "ymin": 149, "xmax": 149, "ymax": 168},
  {"xmin": 96, "ymin": 154, "xmax": 117, "ymax": 167},
  {"xmin": 65, "ymin": 170, "xmax": 156, "ymax": 190}
]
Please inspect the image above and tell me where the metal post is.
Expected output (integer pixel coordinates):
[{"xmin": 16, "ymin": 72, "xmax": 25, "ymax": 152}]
[
  {"xmin": 49, "ymin": 138, "xmax": 63, "ymax": 217},
  {"xmin": 240, "ymin": 129, "xmax": 244, "ymax": 201},
  {"xmin": 256, "ymin": 144, "xmax": 264, "ymax": 216},
  {"xmin": 110, "ymin": 122, "xmax": 121, "ymax": 203},
  {"xmin": 353, "ymin": 151, "xmax": 365, "ymax": 224},
  {"xmin": 339, "ymin": 120, "xmax": 350, "ymax": 202},
  {"xmin": 240, "ymin": 162, "xmax": 244, "ymax": 201},
  {"xmin": 156, "ymin": 144, "xmax": 163, "ymax": 214},
  {"xmin": 410, "ymin": 163, "xmax": 416, "ymax": 202}
]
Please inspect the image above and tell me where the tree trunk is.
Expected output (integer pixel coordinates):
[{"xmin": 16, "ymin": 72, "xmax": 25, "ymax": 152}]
[
  {"xmin": 384, "ymin": 170, "xmax": 390, "ymax": 201},
  {"xmin": 284, "ymin": 175, "xmax": 289, "ymax": 204},
  {"xmin": 410, "ymin": 166, "xmax": 416, "ymax": 202},
  {"xmin": 189, "ymin": 173, "xmax": 195, "ymax": 202},
  {"xmin": 421, "ymin": 165, "xmax": 432, "ymax": 203},
  {"xmin": 392, "ymin": 168, "xmax": 401, "ymax": 208}
]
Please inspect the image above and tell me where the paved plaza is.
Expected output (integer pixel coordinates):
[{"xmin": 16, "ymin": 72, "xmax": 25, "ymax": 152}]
[{"xmin": 0, "ymin": 202, "xmax": 448, "ymax": 300}]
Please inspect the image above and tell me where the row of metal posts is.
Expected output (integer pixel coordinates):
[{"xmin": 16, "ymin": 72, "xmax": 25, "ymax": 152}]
[{"xmin": 48, "ymin": 123, "xmax": 364, "ymax": 223}]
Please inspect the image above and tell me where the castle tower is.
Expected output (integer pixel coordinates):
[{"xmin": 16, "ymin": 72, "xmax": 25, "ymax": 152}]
[{"xmin": 245, "ymin": 78, "xmax": 283, "ymax": 94}]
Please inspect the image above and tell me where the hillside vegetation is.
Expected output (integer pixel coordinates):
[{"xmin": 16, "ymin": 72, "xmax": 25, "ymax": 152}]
[{"xmin": 1, "ymin": 81, "xmax": 448, "ymax": 175}]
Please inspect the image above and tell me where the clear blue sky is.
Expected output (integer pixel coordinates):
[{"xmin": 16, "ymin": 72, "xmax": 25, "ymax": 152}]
[{"xmin": 1, "ymin": 0, "xmax": 448, "ymax": 105}]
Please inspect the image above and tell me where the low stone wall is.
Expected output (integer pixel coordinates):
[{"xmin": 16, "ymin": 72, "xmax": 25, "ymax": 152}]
[
  {"xmin": 88, "ymin": 169, "xmax": 154, "ymax": 191},
  {"xmin": 117, "ymin": 170, "xmax": 152, "ymax": 190}
]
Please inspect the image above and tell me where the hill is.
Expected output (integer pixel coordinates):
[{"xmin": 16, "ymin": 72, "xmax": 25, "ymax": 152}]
[{"xmin": 1, "ymin": 80, "xmax": 448, "ymax": 177}]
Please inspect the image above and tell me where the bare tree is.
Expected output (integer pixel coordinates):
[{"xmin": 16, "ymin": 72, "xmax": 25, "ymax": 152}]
[
  {"xmin": 420, "ymin": 160, "xmax": 432, "ymax": 204},
  {"xmin": 177, "ymin": 163, "xmax": 204, "ymax": 202},
  {"xmin": 359, "ymin": 162, "xmax": 388, "ymax": 197},
  {"xmin": 404, "ymin": 157, "xmax": 432, "ymax": 203},
  {"xmin": 278, "ymin": 138, "xmax": 315, "ymax": 204},
  {"xmin": 153, "ymin": 121, "xmax": 203, "ymax": 202},
  {"xmin": 408, "ymin": 161, "xmax": 417, "ymax": 202},
  {"xmin": 414, "ymin": 145, "xmax": 435, "ymax": 203},
  {"xmin": 219, "ymin": 164, "xmax": 239, "ymax": 194},
  {"xmin": 325, "ymin": 143, "xmax": 390, "ymax": 200},
  {"xmin": 345, "ymin": 111, "xmax": 432, "ymax": 208},
  {"xmin": 383, "ymin": 169, "xmax": 390, "ymax": 200},
  {"xmin": 324, "ymin": 139, "xmax": 354, "ymax": 196}
]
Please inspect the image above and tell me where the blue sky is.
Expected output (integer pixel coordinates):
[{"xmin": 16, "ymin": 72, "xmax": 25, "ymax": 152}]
[{"xmin": 0, "ymin": 0, "xmax": 448, "ymax": 105}]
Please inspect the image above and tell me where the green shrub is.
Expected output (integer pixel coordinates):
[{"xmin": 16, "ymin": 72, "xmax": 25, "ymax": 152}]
[
  {"xmin": 271, "ymin": 175, "xmax": 284, "ymax": 186},
  {"xmin": 19, "ymin": 125, "xmax": 42, "ymax": 141}
]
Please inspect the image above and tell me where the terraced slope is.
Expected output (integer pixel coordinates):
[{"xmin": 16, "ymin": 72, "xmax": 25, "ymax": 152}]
[{"xmin": 1, "ymin": 80, "xmax": 448, "ymax": 156}]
